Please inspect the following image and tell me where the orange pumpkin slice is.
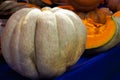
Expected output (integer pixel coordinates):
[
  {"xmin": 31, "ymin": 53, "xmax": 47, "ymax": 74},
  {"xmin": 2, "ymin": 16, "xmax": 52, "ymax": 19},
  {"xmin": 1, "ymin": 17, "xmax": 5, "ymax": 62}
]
[
  {"xmin": 76, "ymin": 8, "xmax": 120, "ymax": 54},
  {"xmin": 85, "ymin": 15, "xmax": 120, "ymax": 54},
  {"xmin": 84, "ymin": 16, "xmax": 116, "ymax": 49}
]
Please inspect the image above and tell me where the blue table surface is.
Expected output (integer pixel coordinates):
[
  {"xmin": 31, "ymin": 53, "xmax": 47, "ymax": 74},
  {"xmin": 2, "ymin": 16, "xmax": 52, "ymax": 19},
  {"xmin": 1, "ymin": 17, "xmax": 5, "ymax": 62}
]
[{"xmin": 0, "ymin": 45, "xmax": 120, "ymax": 80}]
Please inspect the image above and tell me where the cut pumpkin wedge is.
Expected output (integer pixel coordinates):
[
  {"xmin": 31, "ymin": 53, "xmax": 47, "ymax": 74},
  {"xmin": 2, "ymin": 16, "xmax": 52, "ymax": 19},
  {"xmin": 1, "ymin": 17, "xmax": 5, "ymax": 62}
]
[
  {"xmin": 84, "ymin": 16, "xmax": 116, "ymax": 49},
  {"xmin": 84, "ymin": 16, "xmax": 120, "ymax": 54}
]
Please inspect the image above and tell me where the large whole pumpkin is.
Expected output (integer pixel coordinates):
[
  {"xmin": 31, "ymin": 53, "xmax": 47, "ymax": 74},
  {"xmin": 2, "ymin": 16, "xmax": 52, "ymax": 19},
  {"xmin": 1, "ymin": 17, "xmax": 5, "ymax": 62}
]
[
  {"xmin": 1, "ymin": 7, "xmax": 87, "ymax": 79},
  {"xmin": 69, "ymin": 0, "xmax": 101, "ymax": 12}
]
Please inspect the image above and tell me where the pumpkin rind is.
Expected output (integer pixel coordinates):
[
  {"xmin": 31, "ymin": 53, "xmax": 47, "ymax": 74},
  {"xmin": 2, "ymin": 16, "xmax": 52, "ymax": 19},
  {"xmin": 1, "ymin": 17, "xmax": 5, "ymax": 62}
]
[{"xmin": 1, "ymin": 7, "xmax": 87, "ymax": 79}]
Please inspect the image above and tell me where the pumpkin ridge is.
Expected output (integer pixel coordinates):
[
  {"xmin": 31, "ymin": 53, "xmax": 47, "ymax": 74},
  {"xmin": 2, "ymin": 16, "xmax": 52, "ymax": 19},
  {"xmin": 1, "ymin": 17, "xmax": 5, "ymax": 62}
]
[
  {"xmin": 54, "ymin": 11, "xmax": 74, "ymax": 67},
  {"xmin": 36, "ymin": 10, "xmax": 66, "ymax": 77},
  {"xmin": 18, "ymin": 8, "xmax": 42, "ymax": 79},
  {"xmin": 57, "ymin": 9, "xmax": 87, "ymax": 65},
  {"xmin": 55, "ymin": 13, "xmax": 67, "ymax": 72},
  {"xmin": 34, "ymin": 12, "xmax": 41, "ymax": 80},
  {"xmin": 54, "ymin": 11, "xmax": 64, "ymax": 70},
  {"xmin": 10, "ymin": 16, "xmax": 23, "ymax": 73},
  {"xmin": 48, "ymin": 10, "xmax": 66, "ymax": 75},
  {"xmin": 56, "ymin": 9, "xmax": 81, "ymax": 66},
  {"xmin": 1, "ymin": 8, "xmax": 32, "ymax": 71}
]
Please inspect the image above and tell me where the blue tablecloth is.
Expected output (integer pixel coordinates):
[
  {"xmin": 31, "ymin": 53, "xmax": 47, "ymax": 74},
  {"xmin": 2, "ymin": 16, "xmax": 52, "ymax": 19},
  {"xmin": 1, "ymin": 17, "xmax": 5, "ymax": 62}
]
[{"xmin": 0, "ymin": 45, "xmax": 120, "ymax": 80}]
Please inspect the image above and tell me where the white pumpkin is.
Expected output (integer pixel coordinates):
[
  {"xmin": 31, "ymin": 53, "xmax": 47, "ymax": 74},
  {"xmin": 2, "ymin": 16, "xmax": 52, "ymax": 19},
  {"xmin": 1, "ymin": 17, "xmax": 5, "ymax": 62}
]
[{"xmin": 1, "ymin": 7, "xmax": 87, "ymax": 79}]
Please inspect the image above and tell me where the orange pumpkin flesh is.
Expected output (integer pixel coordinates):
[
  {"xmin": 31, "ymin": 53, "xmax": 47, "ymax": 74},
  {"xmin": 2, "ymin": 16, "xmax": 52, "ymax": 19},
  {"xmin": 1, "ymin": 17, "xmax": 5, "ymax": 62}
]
[{"xmin": 84, "ymin": 16, "xmax": 116, "ymax": 49}]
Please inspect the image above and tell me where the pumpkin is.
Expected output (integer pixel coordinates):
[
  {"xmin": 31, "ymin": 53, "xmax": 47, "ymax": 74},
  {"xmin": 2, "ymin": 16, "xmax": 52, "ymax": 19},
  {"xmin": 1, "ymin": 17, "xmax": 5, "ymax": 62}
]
[
  {"xmin": 69, "ymin": 0, "xmax": 101, "ymax": 12},
  {"xmin": 0, "ymin": 1, "xmax": 40, "ymax": 54},
  {"xmin": 77, "ymin": 8, "xmax": 120, "ymax": 54},
  {"xmin": 50, "ymin": 0, "xmax": 69, "ymax": 4},
  {"xmin": 27, "ymin": 0, "xmax": 51, "ymax": 6},
  {"xmin": 1, "ymin": 7, "xmax": 87, "ymax": 79},
  {"xmin": 0, "ymin": 0, "xmax": 39, "ymax": 17},
  {"xmin": 105, "ymin": 0, "xmax": 120, "ymax": 12},
  {"xmin": 84, "ymin": 16, "xmax": 120, "ymax": 54}
]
